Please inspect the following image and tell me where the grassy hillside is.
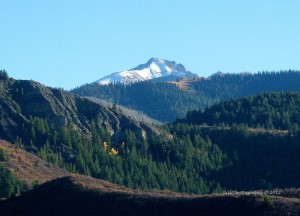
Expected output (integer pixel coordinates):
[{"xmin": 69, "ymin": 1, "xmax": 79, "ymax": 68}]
[{"xmin": 0, "ymin": 140, "xmax": 67, "ymax": 188}]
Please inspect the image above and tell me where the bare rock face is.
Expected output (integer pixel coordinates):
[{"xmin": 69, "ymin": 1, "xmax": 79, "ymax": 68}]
[{"xmin": 0, "ymin": 78, "xmax": 162, "ymax": 144}]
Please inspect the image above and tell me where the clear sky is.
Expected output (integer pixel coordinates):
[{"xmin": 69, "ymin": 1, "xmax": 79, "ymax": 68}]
[{"xmin": 1, "ymin": 0, "xmax": 300, "ymax": 89}]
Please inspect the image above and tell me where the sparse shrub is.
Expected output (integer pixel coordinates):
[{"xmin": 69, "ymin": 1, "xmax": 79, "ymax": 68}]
[
  {"xmin": 15, "ymin": 103, "xmax": 21, "ymax": 114},
  {"xmin": 263, "ymin": 195, "xmax": 274, "ymax": 207},
  {"xmin": 0, "ymin": 166, "xmax": 23, "ymax": 198},
  {"xmin": 0, "ymin": 148, "xmax": 8, "ymax": 161},
  {"xmin": 32, "ymin": 179, "xmax": 40, "ymax": 189},
  {"xmin": 0, "ymin": 70, "xmax": 9, "ymax": 80}
]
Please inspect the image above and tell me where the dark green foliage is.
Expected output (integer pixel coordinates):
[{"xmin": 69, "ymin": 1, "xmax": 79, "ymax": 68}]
[
  {"xmin": 5, "ymin": 115, "xmax": 226, "ymax": 194},
  {"xmin": 72, "ymin": 71, "xmax": 300, "ymax": 122},
  {"xmin": 72, "ymin": 81, "xmax": 212, "ymax": 122},
  {"xmin": 0, "ymin": 166, "xmax": 24, "ymax": 198},
  {"xmin": 0, "ymin": 70, "xmax": 9, "ymax": 80},
  {"xmin": 189, "ymin": 70, "xmax": 300, "ymax": 101},
  {"xmin": 183, "ymin": 92, "xmax": 300, "ymax": 130},
  {"xmin": 0, "ymin": 140, "xmax": 24, "ymax": 199},
  {"xmin": 62, "ymin": 123, "xmax": 226, "ymax": 193},
  {"xmin": 3, "ymin": 73, "xmax": 300, "ymax": 196},
  {"xmin": 22, "ymin": 104, "xmax": 300, "ymax": 193},
  {"xmin": 0, "ymin": 149, "xmax": 8, "ymax": 161},
  {"xmin": 168, "ymin": 123, "xmax": 300, "ymax": 190},
  {"xmin": 263, "ymin": 195, "xmax": 274, "ymax": 207},
  {"xmin": 32, "ymin": 179, "xmax": 40, "ymax": 189},
  {"xmin": 169, "ymin": 92, "xmax": 300, "ymax": 190}
]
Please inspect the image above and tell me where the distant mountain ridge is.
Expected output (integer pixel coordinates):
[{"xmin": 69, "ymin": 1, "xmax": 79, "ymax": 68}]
[
  {"xmin": 73, "ymin": 70, "xmax": 300, "ymax": 122},
  {"xmin": 97, "ymin": 57, "xmax": 198, "ymax": 85}
]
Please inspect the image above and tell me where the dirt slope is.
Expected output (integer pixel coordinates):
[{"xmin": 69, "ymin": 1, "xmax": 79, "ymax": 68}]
[{"xmin": 0, "ymin": 140, "xmax": 68, "ymax": 187}]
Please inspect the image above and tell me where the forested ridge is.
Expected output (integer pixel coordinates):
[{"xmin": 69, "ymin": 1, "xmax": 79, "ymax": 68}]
[
  {"xmin": 167, "ymin": 123, "xmax": 300, "ymax": 190},
  {"xmin": 172, "ymin": 91, "xmax": 300, "ymax": 189},
  {"xmin": 72, "ymin": 81, "xmax": 212, "ymax": 122},
  {"xmin": 189, "ymin": 70, "xmax": 300, "ymax": 101},
  {"xmin": 72, "ymin": 70, "xmax": 300, "ymax": 122},
  {"xmin": 1, "ymin": 70, "xmax": 300, "ymax": 200},
  {"xmin": 0, "ymin": 71, "xmax": 224, "ymax": 195},
  {"xmin": 183, "ymin": 92, "xmax": 300, "ymax": 130}
]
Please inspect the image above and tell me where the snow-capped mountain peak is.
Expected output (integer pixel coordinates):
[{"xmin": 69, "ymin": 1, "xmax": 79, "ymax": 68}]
[{"xmin": 97, "ymin": 58, "xmax": 197, "ymax": 85}]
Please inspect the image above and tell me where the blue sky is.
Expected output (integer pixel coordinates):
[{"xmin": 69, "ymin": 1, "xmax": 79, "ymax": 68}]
[{"xmin": 1, "ymin": 0, "xmax": 300, "ymax": 89}]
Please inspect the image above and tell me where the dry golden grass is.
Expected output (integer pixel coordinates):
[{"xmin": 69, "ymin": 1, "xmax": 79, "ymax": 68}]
[
  {"xmin": 0, "ymin": 140, "xmax": 68, "ymax": 187},
  {"xmin": 170, "ymin": 77, "xmax": 202, "ymax": 91}
]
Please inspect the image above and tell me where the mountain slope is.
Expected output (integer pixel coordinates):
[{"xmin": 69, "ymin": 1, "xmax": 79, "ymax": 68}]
[
  {"xmin": 1, "ymin": 140, "xmax": 300, "ymax": 215},
  {"xmin": 187, "ymin": 70, "xmax": 300, "ymax": 101},
  {"xmin": 0, "ymin": 74, "xmax": 226, "ymax": 194},
  {"xmin": 0, "ymin": 140, "xmax": 68, "ymax": 188},
  {"xmin": 97, "ymin": 57, "xmax": 198, "ymax": 85},
  {"xmin": 169, "ymin": 92, "xmax": 300, "ymax": 190},
  {"xmin": 181, "ymin": 92, "xmax": 300, "ymax": 130},
  {"xmin": 72, "ymin": 81, "xmax": 212, "ymax": 122},
  {"xmin": 73, "ymin": 70, "xmax": 300, "ymax": 122},
  {"xmin": 0, "ymin": 77, "xmax": 162, "ymax": 144},
  {"xmin": 2, "ymin": 175, "xmax": 300, "ymax": 216},
  {"xmin": 85, "ymin": 97, "xmax": 162, "ymax": 126},
  {"xmin": 3, "ymin": 72, "xmax": 300, "ymax": 197}
]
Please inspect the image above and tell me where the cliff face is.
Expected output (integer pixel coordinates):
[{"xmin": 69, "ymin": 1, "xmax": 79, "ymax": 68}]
[{"xmin": 0, "ymin": 78, "xmax": 161, "ymax": 144}]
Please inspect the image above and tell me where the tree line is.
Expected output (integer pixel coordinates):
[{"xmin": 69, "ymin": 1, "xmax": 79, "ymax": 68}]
[
  {"xmin": 72, "ymin": 70, "xmax": 300, "ymax": 122},
  {"xmin": 182, "ymin": 92, "xmax": 300, "ymax": 130}
]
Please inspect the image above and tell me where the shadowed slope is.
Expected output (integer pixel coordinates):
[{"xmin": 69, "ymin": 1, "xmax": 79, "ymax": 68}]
[
  {"xmin": 1, "ymin": 140, "xmax": 300, "ymax": 215},
  {"xmin": 0, "ymin": 175, "xmax": 283, "ymax": 216}
]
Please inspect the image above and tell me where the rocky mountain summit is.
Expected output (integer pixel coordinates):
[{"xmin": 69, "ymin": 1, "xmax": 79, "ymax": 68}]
[{"xmin": 97, "ymin": 57, "xmax": 198, "ymax": 85}]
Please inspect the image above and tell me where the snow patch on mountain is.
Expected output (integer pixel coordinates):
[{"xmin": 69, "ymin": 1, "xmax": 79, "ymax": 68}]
[{"xmin": 97, "ymin": 57, "xmax": 198, "ymax": 85}]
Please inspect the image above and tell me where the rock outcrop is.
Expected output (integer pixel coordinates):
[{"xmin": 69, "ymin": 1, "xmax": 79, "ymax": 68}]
[{"xmin": 0, "ymin": 78, "xmax": 162, "ymax": 144}]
